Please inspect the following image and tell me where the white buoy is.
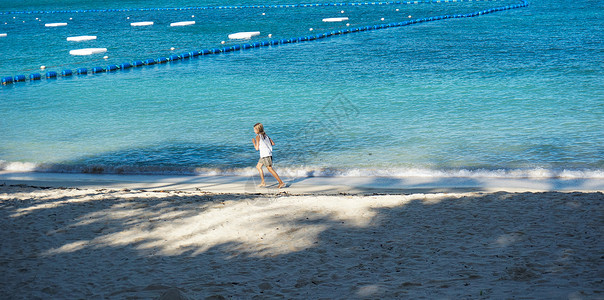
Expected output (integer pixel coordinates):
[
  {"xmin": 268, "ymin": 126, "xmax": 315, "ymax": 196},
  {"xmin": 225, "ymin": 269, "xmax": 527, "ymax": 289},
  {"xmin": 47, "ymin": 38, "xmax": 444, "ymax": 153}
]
[
  {"xmin": 191, "ymin": 15, "xmax": 195, "ymax": 18},
  {"xmin": 381, "ymin": 18, "xmax": 385, "ymax": 21},
  {"xmin": 228, "ymin": 31, "xmax": 260, "ymax": 39},
  {"xmin": 346, "ymin": 23, "xmax": 350, "ymax": 26},
  {"xmin": 221, "ymin": 41, "xmax": 225, "ymax": 44},
  {"xmin": 69, "ymin": 18, "xmax": 73, "ymax": 20},
  {"xmin": 262, "ymin": 13, "xmax": 266, "ymax": 15},
  {"xmin": 40, "ymin": 66, "xmax": 46, "ymax": 69},
  {"xmin": 127, "ymin": 17, "xmax": 130, "ymax": 20},
  {"xmin": 66, "ymin": 35, "xmax": 97, "ymax": 42},
  {"xmin": 69, "ymin": 48, "xmax": 107, "ymax": 56},
  {"xmin": 170, "ymin": 21, "xmax": 195, "ymax": 27},
  {"xmin": 309, "ymin": 28, "xmax": 314, "ymax": 31},
  {"xmin": 323, "ymin": 17, "xmax": 349, "ymax": 22},
  {"xmin": 170, "ymin": 47, "xmax": 175, "ymax": 50},
  {"xmin": 103, "ymin": 56, "xmax": 108, "ymax": 59},
  {"xmin": 0, "ymin": 33, "xmax": 7, "ymax": 37},
  {"xmin": 268, "ymin": 34, "xmax": 272, "ymax": 38},
  {"xmin": 45, "ymin": 22, "xmax": 67, "ymax": 27},
  {"xmin": 130, "ymin": 21, "xmax": 154, "ymax": 26},
  {"xmin": 396, "ymin": 8, "xmax": 399, "ymax": 11},
  {"xmin": 341, "ymin": 10, "xmax": 345, "ymax": 13},
  {"xmin": 408, "ymin": 15, "xmax": 412, "ymax": 18}
]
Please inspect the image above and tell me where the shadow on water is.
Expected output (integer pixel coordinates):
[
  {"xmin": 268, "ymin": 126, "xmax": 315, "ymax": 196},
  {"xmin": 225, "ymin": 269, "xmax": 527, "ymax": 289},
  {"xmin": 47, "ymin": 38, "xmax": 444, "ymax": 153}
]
[
  {"xmin": 1, "ymin": 185, "xmax": 602, "ymax": 299},
  {"xmin": 24, "ymin": 140, "xmax": 328, "ymax": 176},
  {"xmin": 46, "ymin": 143, "xmax": 260, "ymax": 174}
]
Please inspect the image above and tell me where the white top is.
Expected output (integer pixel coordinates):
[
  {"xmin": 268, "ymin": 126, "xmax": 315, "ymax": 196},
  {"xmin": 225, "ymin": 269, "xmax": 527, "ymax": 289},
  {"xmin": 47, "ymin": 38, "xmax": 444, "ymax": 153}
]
[
  {"xmin": 258, "ymin": 134, "xmax": 273, "ymax": 158},
  {"xmin": 170, "ymin": 21, "xmax": 195, "ymax": 27},
  {"xmin": 67, "ymin": 36, "xmax": 97, "ymax": 42},
  {"xmin": 228, "ymin": 31, "xmax": 261, "ymax": 40},
  {"xmin": 69, "ymin": 48, "xmax": 107, "ymax": 56}
]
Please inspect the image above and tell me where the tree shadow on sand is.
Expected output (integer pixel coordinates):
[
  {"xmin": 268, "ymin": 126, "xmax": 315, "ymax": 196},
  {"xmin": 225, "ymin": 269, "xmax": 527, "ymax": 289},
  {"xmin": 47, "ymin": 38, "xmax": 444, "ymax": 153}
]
[{"xmin": 0, "ymin": 186, "xmax": 602, "ymax": 299}]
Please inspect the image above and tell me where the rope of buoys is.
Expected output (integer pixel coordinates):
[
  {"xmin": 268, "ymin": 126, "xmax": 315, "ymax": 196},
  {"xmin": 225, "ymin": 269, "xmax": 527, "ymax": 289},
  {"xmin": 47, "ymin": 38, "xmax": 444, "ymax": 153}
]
[
  {"xmin": 0, "ymin": 0, "xmax": 513, "ymax": 15},
  {"xmin": 1, "ymin": 0, "xmax": 529, "ymax": 85}
]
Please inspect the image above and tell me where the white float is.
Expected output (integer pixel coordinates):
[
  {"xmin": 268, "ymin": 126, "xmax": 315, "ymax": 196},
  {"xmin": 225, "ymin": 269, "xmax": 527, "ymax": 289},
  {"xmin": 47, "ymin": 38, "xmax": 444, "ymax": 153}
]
[
  {"xmin": 170, "ymin": 21, "xmax": 195, "ymax": 27},
  {"xmin": 322, "ymin": 17, "xmax": 349, "ymax": 22},
  {"xmin": 228, "ymin": 31, "xmax": 260, "ymax": 40},
  {"xmin": 130, "ymin": 21, "xmax": 154, "ymax": 26},
  {"xmin": 0, "ymin": 33, "xmax": 7, "ymax": 37},
  {"xmin": 66, "ymin": 35, "xmax": 97, "ymax": 41},
  {"xmin": 45, "ymin": 22, "xmax": 68, "ymax": 27},
  {"xmin": 69, "ymin": 48, "xmax": 107, "ymax": 56}
]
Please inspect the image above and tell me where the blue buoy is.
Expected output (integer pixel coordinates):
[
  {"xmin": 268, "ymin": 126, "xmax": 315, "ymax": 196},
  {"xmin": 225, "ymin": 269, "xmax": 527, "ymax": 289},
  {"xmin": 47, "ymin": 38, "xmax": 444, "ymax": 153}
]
[
  {"xmin": 30, "ymin": 73, "xmax": 41, "ymax": 80},
  {"xmin": 144, "ymin": 59, "xmax": 156, "ymax": 65},
  {"xmin": 91, "ymin": 67, "xmax": 104, "ymax": 73},
  {"xmin": 14, "ymin": 75, "xmax": 26, "ymax": 82},
  {"xmin": 1, "ymin": 76, "xmax": 13, "ymax": 84},
  {"xmin": 120, "ymin": 62, "xmax": 133, "ymax": 69},
  {"xmin": 181, "ymin": 52, "xmax": 190, "ymax": 58},
  {"xmin": 107, "ymin": 65, "xmax": 118, "ymax": 71},
  {"xmin": 61, "ymin": 69, "xmax": 73, "ymax": 76},
  {"xmin": 191, "ymin": 50, "xmax": 201, "ymax": 56},
  {"xmin": 169, "ymin": 54, "xmax": 181, "ymax": 61},
  {"xmin": 46, "ymin": 71, "xmax": 58, "ymax": 78},
  {"xmin": 76, "ymin": 68, "xmax": 87, "ymax": 75},
  {"xmin": 157, "ymin": 57, "xmax": 168, "ymax": 63}
]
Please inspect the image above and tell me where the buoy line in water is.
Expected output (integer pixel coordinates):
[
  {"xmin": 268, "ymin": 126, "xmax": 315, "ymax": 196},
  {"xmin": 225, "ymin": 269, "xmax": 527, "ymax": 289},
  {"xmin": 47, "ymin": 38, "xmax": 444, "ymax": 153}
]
[{"xmin": 1, "ymin": 0, "xmax": 528, "ymax": 86}]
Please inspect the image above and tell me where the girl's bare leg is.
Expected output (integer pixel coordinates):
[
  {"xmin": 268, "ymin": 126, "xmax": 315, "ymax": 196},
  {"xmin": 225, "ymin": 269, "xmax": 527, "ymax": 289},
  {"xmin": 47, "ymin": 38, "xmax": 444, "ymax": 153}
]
[
  {"xmin": 256, "ymin": 162, "xmax": 266, "ymax": 187},
  {"xmin": 266, "ymin": 166, "xmax": 285, "ymax": 188}
]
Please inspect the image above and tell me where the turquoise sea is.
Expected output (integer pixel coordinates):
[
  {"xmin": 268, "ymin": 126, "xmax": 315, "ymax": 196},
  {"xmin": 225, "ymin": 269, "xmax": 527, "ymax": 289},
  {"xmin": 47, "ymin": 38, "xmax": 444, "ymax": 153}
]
[{"xmin": 1, "ymin": 0, "xmax": 602, "ymax": 179}]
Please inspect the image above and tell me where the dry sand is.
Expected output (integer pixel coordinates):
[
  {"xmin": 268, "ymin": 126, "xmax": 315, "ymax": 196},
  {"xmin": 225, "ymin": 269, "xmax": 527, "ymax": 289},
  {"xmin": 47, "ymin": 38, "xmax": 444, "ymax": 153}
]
[{"xmin": 1, "ymin": 182, "xmax": 602, "ymax": 299}]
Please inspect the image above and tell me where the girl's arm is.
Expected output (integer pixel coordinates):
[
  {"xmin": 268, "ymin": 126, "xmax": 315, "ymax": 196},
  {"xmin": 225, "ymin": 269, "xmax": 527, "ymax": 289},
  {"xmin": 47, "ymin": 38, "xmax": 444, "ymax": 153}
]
[
  {"xmin": 269, "ymin": 137, "xmax": 275, "ymax": 146},
  {"xmin": 252, "ymin": 136, "xmax": 259, "ymax": 150}
]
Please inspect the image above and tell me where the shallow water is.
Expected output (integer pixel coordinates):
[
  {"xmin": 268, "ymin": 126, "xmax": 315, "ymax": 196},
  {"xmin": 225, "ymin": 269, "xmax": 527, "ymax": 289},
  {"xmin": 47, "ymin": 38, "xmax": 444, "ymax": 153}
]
[{"xmin": 1, "ymin": 0, "xmax": 603, "ymax": 178}]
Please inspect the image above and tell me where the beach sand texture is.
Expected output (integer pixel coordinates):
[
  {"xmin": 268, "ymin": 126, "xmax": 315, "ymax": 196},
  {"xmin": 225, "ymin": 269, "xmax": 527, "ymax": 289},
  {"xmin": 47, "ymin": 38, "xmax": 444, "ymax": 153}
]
[{"xmin": 1, "ymin": 185, "xmax": 602, "ymax": 299}]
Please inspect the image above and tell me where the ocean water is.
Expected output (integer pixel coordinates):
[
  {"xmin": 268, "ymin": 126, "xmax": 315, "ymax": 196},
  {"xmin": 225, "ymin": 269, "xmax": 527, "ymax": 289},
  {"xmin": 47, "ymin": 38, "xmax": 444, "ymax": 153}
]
[{"xmin": 1, "ymin": 0, "xmax": 603, "ymax": 179}]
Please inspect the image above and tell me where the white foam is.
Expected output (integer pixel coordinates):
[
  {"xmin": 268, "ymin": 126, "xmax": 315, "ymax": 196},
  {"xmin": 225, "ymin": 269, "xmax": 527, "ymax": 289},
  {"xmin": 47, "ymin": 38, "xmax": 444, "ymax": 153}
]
[
  {"xmin": 130, "ymin": 21, "xmax": 154, "ymax": 26},
  {"xmin": 45, "ymin": 22, "xmax": 68, "ymax": 27},
  {"xmin": 0, "ymin": 160, "xmax": 38, "ymax": 172},
  {"xmin": 69, "ymin": 48, "xmax": 107, "ymax": 56},
  {"xmin": 170, "ymin": 21, "xmax": 195, "ymax": 27},
  {"xmin": 228, "ymin": 31, "xmax": 261, "ymax": 40},
  {"xmin": 66, "ymin": 35, "xmax": 97, "ymax": 42},
  {"xmin": 322, "ymin": 17, "xmax": 349, "ymax": 22}
]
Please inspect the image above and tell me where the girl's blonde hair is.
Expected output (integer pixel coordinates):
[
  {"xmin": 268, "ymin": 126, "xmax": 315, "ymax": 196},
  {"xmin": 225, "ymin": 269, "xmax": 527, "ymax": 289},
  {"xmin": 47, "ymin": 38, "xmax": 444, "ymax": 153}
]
[{"xmin": 254, "ymin": 123, "xmax": 266, "ymax": 137}]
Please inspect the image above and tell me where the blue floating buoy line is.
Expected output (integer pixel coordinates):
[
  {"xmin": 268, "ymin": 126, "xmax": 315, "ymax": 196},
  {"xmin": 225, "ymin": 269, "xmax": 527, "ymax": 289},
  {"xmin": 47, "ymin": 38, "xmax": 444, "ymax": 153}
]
[{"xmin": 1, "ymin": 0, "xmax": 528, "ymax": 86}]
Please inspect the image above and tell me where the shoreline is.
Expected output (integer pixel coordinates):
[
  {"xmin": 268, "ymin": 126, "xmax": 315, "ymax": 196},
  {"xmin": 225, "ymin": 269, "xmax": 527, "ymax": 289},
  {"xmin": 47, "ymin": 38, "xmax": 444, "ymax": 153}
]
[{"xmin": 1, "ymin": 170, "xmax": 603, "ymax": 194}]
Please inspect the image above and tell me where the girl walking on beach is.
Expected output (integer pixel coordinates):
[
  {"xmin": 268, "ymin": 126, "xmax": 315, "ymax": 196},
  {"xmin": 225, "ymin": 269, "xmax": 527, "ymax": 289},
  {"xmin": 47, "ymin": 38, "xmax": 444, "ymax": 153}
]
[{"xmin": 252, "ymin": 123, "xmax": 285, "ymax": 188}]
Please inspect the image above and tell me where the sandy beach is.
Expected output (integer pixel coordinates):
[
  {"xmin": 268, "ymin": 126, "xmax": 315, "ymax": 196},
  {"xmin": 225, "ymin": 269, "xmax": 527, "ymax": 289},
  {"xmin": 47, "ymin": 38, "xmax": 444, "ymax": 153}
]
[{"xmin": 1, "ymin": 174, "xmax": 603, "ymax": 299}]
